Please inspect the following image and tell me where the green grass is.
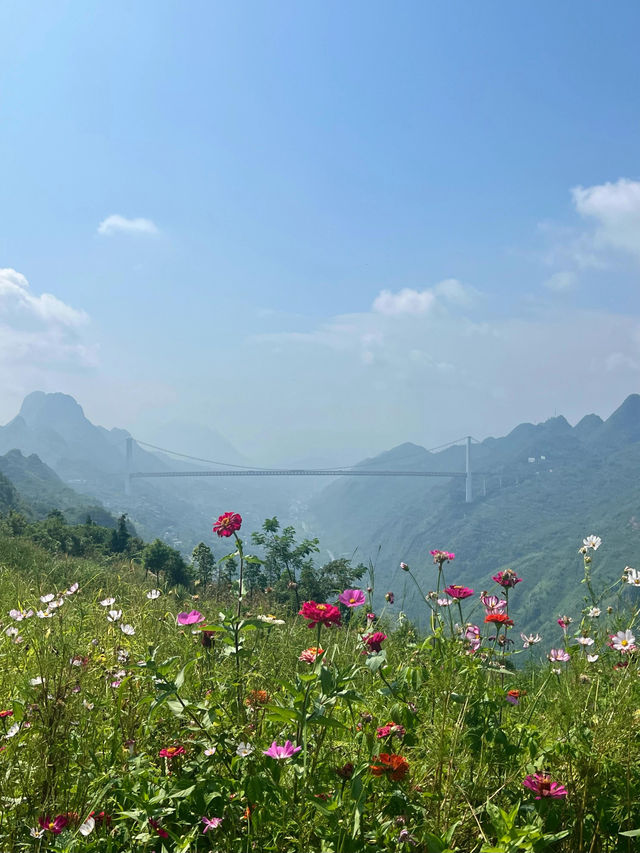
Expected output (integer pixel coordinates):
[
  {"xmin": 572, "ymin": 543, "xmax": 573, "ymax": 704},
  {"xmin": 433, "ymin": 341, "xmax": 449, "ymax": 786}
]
[{"xmin": 0, "ymin": 530, "xmax": 638, "ymax": 852}]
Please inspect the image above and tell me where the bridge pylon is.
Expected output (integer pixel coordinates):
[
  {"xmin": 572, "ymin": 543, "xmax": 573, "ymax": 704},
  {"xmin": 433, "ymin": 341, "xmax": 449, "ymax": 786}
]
[{"xmin": 465, "ymin": 436, "xmax": 473, "ymax": 503}]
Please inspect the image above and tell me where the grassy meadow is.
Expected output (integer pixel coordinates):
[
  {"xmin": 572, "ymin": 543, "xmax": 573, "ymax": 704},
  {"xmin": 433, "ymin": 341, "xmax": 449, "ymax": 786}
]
[{"xmin": 0, "ymin": 516, "xmax": 639, "ymax": 852}]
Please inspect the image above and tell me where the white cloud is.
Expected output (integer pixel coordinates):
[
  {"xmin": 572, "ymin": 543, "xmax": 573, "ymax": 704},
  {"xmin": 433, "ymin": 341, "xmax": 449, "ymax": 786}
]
[
  {"xmin": 544, "ymin": 271, "xmax": 577, "ymax": 292},
  {"xmin": 372, "ymin": 278, "xmax": 475, "ymax": 316},
  {"xmin": 0, "ymin": 268, "xmax": 88, "ymax": 327},
  {"xmin": 572, "ymin": 178, "xmax": 640, "ymax": 260},
  {"xmin": 97, "ymin": 214, "xmax": 159, "ymax": 237}
]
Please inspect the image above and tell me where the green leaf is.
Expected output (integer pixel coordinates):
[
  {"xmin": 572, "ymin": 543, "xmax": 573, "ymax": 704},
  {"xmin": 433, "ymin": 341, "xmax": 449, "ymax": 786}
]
[{"xmin": 620, "ymin": 829, "xmax": 640, "ymax": 837}]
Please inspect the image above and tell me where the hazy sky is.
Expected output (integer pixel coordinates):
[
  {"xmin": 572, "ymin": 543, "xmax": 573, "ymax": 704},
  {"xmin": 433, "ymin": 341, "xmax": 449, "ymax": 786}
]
[{"xmin": 2, "ymin": 1, "xmax": 640, "ymax": 463}]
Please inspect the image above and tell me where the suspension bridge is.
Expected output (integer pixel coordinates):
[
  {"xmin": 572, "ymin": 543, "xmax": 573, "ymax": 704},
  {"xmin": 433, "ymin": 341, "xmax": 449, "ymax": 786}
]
[{"xmin": 124, "ymin": 435, "xmax": 484, "ymax": 502}]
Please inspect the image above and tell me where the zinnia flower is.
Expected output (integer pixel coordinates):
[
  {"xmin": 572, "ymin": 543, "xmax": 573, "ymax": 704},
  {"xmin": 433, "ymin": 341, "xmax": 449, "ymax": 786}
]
[
  {"xmin": 263, "ymin": 740, "xmax": 302, "ymax": 760},
  {"xmin": 506, "ymin": 689, "xmax": 526, "ymax": 705},
  {"xmin": 158, "ymin": 745, "xmax": 185, "ymax": 759},
  {"xmin": 202, "ymin": 816, "xmax": 222, "ymax": 832},
  {"xmin": 492, "ymin": 569, "xmax": 522, "ymax": 589},
  {"xmin": 430, "ymin": 550, "xmax": 455, "ymax": 565},
  {"xmin": 245, "ymin": 689, "xmax": 269, "ymax": 707},
  {"xmin": 522, "ymin": 772, "xmax": 567, "ymax": 799},
  {"xmin": 376, "ymin": 722, "xmax": 405, "ymax": 739},
  {"xmin": 0, "ymin": 710, "xmax": 13, "ymax": 718},
  {"xmin": 485, "ymin": 613, "xmax": 514, "ymax": 627},
  {"xmin": 363, "ymin": 632, "xmax": 387, "ymax": 652},
  {"xmin": 299, "ymin": 646, "xmax": 323, "ymax": 663},
  {"xmin": 299, "ymin": 601, "xmax": 341, "ymax": 628},
  {"xmin": 444, "ymin": 585, "xmax": 474, "ymax": 600},
  {"xmin": 38, "ymin": 816, "xmax": 68, "ymax": 834},
  {"xmin": 370, "ymin": 753, "xmax": 409, "ymax": 781},
  {"xmin": 177, "ymin": 610, "xmax": 205, "ymax": 626},
  {"xmin": 338, "ymin": 589, "xmax": 366, "ymax": 608},
  {"xmin": 213, "ymin": 511, "xmax": 242, "ymax": 537}
]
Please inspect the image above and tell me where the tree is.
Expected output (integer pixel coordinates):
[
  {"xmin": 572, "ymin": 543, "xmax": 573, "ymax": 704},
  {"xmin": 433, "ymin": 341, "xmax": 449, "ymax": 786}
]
[
  {"xmin": 251, "ymin": 517, "xmax": 320, "ymax": 609},
  {"xmin": 110, "ymin": 513, "xmax": 131, "ymax": 554},
  {"xmin": 143, "ymin": 539, "xmax": 192, "ymax": 587},
  {"xmin": 192, "ymin": 542, "xmax": 215, "ymax": 585}
]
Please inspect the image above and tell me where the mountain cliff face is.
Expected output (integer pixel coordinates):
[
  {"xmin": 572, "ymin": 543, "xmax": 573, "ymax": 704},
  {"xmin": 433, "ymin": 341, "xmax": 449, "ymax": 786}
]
[{"xmin": 308, "ymin": 394, "xmax": 640, "ymax": 634}]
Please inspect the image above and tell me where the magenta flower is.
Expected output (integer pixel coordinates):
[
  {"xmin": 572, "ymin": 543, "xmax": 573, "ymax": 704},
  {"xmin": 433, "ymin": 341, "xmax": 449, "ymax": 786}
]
[
  {"xmin": 38, "ymin": 816, "xmax": 68, "ymax": 834},
  {"xmin": 338, "ymin": 589, "xmax": 366, "ymax": 608},
  {"xmin": 363, "ymin": 631, "xmax": 387, "ymax": 652},
  {"xmin": 523, "ymin": 772, "xmax": 567, "ymax": 799},
  {"xmin": 430, "ymin": 550, "xmax": 455, "ymax": 565},
  {"xmin": 177, "ymin": 610, "xmax": 205, "ymax": 626},
  {"xmin": 263, "ymin": 740, "xmax": 302, "ymax": 760},
  {"xmin": 492, "ymin": 569, "xmax": 522, "ymax": 589},
  {"xmin": 202, "ymin": 816, "xmax": 222, "ymax": 833},
  {"xmin": 444, "ymin": 585, "xmax": 474, "ymax": 600}
]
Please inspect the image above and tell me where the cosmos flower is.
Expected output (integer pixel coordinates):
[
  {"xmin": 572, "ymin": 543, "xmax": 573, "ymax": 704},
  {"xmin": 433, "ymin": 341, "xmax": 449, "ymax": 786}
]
[
  {"xmin": 236, "ymin": 742, "xmax": 253, "ymax": 757},
  {"xmin": 176, "ymin": 610, "xmax": 205, "ymax": 626},
  {"xmin": 587, "ymin": 607, "xmax": 601, "ymax": 618},
  {"xmin": 263, "ymin": 740, "xmax": 302, "ymax": 760},
  {"xmin": 299, "ymin": 601, "xmax": 341, "ymax": 628},
  {"xmin": 40, "ymin": 594, "xmax": 55, "ymax": 604},
  {"xmin": 522, "ymin": 773, "xmax": 567, "ymax": 799},
  {"xmin": 587, "ymin": 654, "xmax": 599, "ymax": 663},
  {"xmin": 437, "ymin": 597, "xmax": 453, "ymax": 606},
  {"xmin": 120, "ymin": 624, "xmax": 135, "ymax": 636},
  {"xmin": 202, "ymin": 817, "xmax": 222, "ymax": 833},
  {"xmin": 625, "ymin": 567, "xmax": 640, "ymax": 586},
  {"xmin": 610, "ymin": 629, "xmax": 636, "ymax": 652},
  {"xmin": 582, "ymin": 535, "xmax": 602, "ymax": 551},
  {"xmin": 557, "ymin": 615, "xmax": 573, "ymax": 630},
  {"xmin": 521, "ymin": 632, "xmax": 542, "ymax": 648},
  {"xmin": 99, "ymin": 598, "xmax": 115, "ymax": 607},
  {"xmin": 548, "ymin": 648, "xmax": 570, "ymax": 662},
  {"xmin": 149, "ymin": 818, "xmax": 169, "ymax": 838},
  {"xmin": 146, "ymin": 589, "xmax": 161, "ymax": 600},
  {"xmin": 9, "ymin": 609, "xmax": 33, "ymax": 621},
  {"xmin": 213, "ymin": 511, "xmax": 242, "ymax": 537},
  {"xmin": 64, "ymin": 583, "xmax": 79, "ymax": 596},
  {"xmin": 38, "ymin": 815, "xmax": 68, "ymax": 834},
  {"xmin": 79, "ymin": 816, "xmax": 95, "ymax": 836},
  {"xmin": 257, "ymin": 614, "xmax": 285, "ymax": 625},
  {"xmin": 339, "ymin": 589, "xmax": 366, "ymax": 608},
  {"xmin": 107, "ymin": 610, "xmax": 122, "ymax": 623},
  {"xmin": 575, "ymin": 637, "xmax": 594, "ymax": 646}
]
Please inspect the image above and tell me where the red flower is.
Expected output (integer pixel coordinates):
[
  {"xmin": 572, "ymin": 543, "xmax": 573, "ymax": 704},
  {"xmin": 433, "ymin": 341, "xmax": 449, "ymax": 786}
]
[
  {"xmin": 158, "ymin": 745, "xmax": 185, "ymax": 760},
  {"xmin": 299, "ymin": 601, "xmax": 342, "ymax": 628},
  {"xmin": 213, "ymin": 512, "xmax": 242, "ymax": 537},
  {"xmin": 485, "ymin": 613, "xmax": 514, "ymax": 627},
  {"xmin": 363, "ymin": 631, "xmax": 387, "ymax": 652},
  {"xmin": 0, "ymin": 710, "xmax": 13, "ymax": 718},
  {"xmin": 149, "ymin": 818, "xmax": 169, "ymax": 838},
  {"xmin": 335, "ymin": 762, "xmax": 354, "ymax": 780},
  {"xmin": 38, "ymin": 815, "xmax": 68, "ymax": 834},
  {"xmin": 370, "ymin": 753, "xmax": 409, "ymax": 781}
]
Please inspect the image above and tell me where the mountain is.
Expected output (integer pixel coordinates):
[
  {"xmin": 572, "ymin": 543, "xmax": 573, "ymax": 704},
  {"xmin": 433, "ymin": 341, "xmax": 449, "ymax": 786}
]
[{"xmin": 308, "ymin": 394, "xmax": 640, "ymax": 634}]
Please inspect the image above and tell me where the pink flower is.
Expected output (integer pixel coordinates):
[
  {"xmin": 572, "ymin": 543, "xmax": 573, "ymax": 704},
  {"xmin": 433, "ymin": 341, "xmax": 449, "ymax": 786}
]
[
  {"xmin": 158, "ymin": 745, "xmax": 185, "ymax": 760},
  {"xmin": 338, "ymin": 589, "xmax": 366, "ymax": 608},
  {"xmin": 177, "ymin": 610, "xmax": 205, "ymax": 626},
  {"xmin": 430, "ymin": 550, "xmax": 455, "ymax": 565},
  {"xmin": 376, "ymin": 722, "xmax": 405, "ymax": 739},
  {"xmin": 299, "ymin": 601, "xmax": 341, "ymax": 628},
  {"xmin": 363, "ymin": 632, "xmax": 387, "ymax": 652},
  {"xmin": 444, "ymin": 585, "xmax": 474, "ymax": 600},
  {"xmin": 298, "ymin": 646, "xmax": 323, "ymax": 663},
  {"xmin": 492, "ymin": 569, "xmax": 522, "ymax": 589},
  {"xmin": 202, "ymin": 816, "xmax": 222, "ymax": 833},
  {"xmin": 523, "ymin": 772, "xmax": 567, "ymax": 799},
  {"xmin": 480, "ymin": 593, "xmax": 507, "ymax": 612},
  {"xmin": 385, "ymin": 591, "xmax": 395, "ymax": 604},
  {"xmin": 263, "ymin": 740, "xmax": 302, "ymax": 760},
  {"xmin": 213, "ymin": 511, "xmax": 242, "ymax": 537},
  {"xmin": 548, "ymin": 648, "xmax": 570, "ymax": 662}
]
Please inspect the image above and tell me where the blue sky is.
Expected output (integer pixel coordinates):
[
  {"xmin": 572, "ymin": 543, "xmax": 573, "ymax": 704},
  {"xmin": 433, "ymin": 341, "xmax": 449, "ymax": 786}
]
[{"xmin": 2, "ymin": 1, "xmax": 640, "ymax": 462}]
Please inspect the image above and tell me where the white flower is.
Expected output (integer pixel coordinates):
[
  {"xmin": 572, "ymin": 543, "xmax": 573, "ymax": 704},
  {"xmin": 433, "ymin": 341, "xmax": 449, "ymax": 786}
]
[
  {"xmin": 521, "ymin": 632, "xmax": 542, "ymax": 648},
  {"xmin": 9, "ymin": 609, "xmax": 33, "ymax": 621},
  {"xmin": 204, "ymin": 746, "xmax": 217, "ymax": 756},
  {"xmin": 437, "ymin": 597, "xmax": 453, "ymax": 607},
  {"xmin": 5, "ymin": 723, "xmax": 19, "ymax": 739},
  {"xmin": 79, "ymin": 816, "xmax": 95, "ymax": 836},
  {"xmin": 625, "ymin": 567, "xmax": 640, "ymax": 586},
  {"xmin": 120, "ymin": 624, "xmax": 135, "ymax": 636},
  {"xmin": 587, "ymin": 654, "xmax": 599, "ymax": 663},
  {"xmin": 65, "ymin": 582, "xmax": 79, "ymax": 595},
  {"xmin": 40, "ymin": 593, "xmax": 55, "ymax": 604},
  {"xmin": 147, "ymin": 589, "xmax": 162, "ymax": 600},
  {"xmin": 551, "ymin": 667, "xmax": 562, "ymax": 675},
  {"xmin": 575, "ymin": 637, "xmax": 594, "ymax": 646},
  {"xmin": 236, "ymin": 742, "xmax": 253, "ymax": 757},
  {"xmin": 583, "ymin": 535, "xmax": 602, "ymax": 551},
  {"xmin": 83, "ymin": 699, "xmax": 95, "ymax": 710},
  {"xmin": 99, "ymin": 598, "xmax": 116, "ymax": 607},
  {"xmin": 29, "ymin": 676, "xmax": 43, "ymax": 686},
  {"xmin": 588, "ymin": 607, "xmax": 601, "ymax": 618},
  {"xmin": 117, "ymin": 649, "xmax": 130, "ymax": 663},
  {"xmin": 611, "ymin": 629, "xmax": 636, "ymax": 652},
  {"xmin": 36, "ymin": 610, "xmax": 53, "ymax": 619},
  {"xmin": 257, "ymin": 614, "xmax": 285, "ymax": 625},
  {"xmin": 48, "ymin": 598, "xmax": 65, "ymax": 610},
  {"xmin": 107, "ymin": 609, "xmax": 122, "ymax": 623},
  {"xmin": 4, "ymin": 626, "xmax": 18, "ymax": 637},
  {"xmin": 30, "ymin": 827, "xmax": 45, "ymax": 838}
]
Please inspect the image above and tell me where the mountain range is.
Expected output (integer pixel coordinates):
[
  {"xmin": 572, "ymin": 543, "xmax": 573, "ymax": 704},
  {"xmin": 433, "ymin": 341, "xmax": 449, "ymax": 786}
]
[{"xmin": 1, "ymin": 390, "xmax": 639, "ymax": 636}]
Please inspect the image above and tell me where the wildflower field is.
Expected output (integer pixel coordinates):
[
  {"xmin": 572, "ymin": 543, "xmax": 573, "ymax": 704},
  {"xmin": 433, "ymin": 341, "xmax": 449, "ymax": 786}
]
[{"xmin": 0, "ymin": 514, "xmax": 639, "ymax": 852}]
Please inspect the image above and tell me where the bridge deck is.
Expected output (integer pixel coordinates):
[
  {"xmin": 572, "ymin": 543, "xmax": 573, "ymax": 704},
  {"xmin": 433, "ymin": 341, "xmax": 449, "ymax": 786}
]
[{"xmin": 130, "ymin": 469, "xmax": 471, "ymax": 479}]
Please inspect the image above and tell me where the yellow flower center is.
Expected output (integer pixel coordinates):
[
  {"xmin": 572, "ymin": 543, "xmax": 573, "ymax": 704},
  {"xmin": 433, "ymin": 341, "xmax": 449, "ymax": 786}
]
[
  {"xmin": 317, "ymin": 604, "xmax": 327, "ymax": 611},
  {"xmin": 622, "ymin": 639, "xmax": 628, "ymax": 646}
]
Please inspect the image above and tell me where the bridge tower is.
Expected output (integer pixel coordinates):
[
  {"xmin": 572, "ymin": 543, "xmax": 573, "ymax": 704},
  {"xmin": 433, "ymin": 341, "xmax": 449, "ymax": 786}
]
[{"xmin": 465, "ymin": 435, "xmax": 473, "ymax": 503}]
